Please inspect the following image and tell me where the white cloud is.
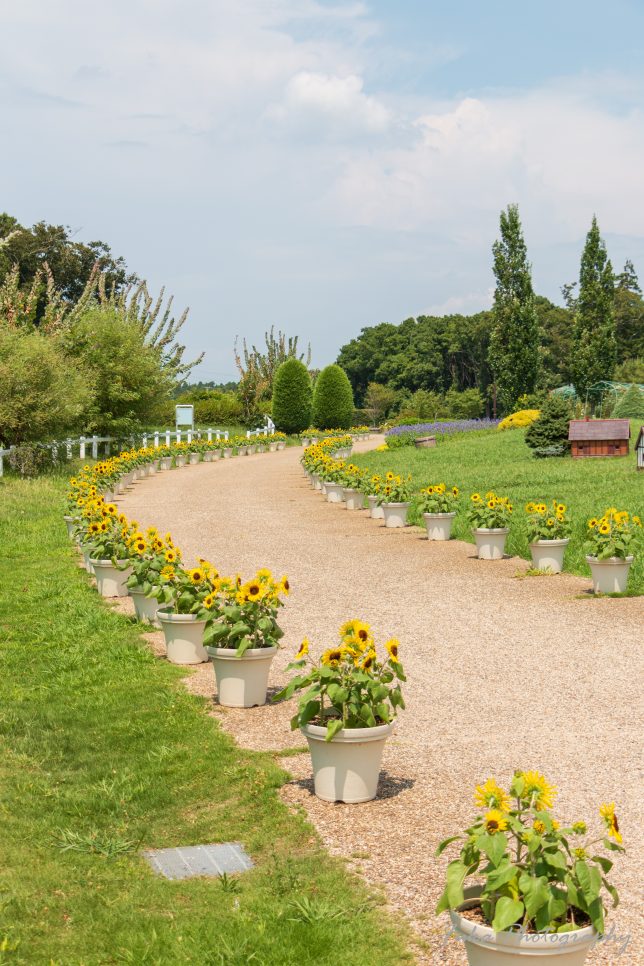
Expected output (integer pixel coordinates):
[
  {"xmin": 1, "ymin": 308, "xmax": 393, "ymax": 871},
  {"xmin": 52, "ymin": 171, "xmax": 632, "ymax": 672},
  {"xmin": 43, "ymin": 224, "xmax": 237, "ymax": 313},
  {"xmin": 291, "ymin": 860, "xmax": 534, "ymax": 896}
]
[{"xmin": 266, "ymin": 70, "xmax": 390, "ymax": 137}]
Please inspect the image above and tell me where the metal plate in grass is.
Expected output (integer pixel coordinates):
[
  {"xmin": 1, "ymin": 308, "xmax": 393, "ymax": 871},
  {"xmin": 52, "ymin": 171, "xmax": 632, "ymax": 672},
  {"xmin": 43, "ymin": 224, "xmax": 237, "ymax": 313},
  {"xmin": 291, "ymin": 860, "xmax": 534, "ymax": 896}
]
[{"xmin": 143, "ymin": 842, "xmax": 253, "ymax": 880}]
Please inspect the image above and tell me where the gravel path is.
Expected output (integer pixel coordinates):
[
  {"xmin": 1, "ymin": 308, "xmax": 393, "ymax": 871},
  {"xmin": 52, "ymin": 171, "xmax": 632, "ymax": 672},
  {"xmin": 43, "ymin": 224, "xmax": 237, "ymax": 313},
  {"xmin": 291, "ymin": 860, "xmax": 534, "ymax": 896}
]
[{"xmin": 119, "ymin": 439, "xmax": 643, "ymax": 965}]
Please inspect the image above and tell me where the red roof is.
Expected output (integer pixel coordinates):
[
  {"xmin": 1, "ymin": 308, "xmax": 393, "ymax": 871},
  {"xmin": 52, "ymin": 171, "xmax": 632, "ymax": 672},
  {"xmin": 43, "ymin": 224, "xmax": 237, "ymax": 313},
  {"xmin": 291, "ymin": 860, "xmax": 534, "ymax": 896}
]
[{"xmin": 568, "ymin": 419, "xmax": 631, "ymax": 441}]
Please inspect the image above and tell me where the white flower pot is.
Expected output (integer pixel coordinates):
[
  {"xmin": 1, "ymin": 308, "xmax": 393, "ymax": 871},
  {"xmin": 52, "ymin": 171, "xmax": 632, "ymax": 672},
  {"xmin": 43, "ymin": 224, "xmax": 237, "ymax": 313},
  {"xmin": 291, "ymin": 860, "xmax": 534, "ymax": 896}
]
[
  {"xmin": 206, "ymin": 646, "xmax": 277, "ymax": 708},
  {"xmin": 333, "ymin": 447, "xmax": 352, "ymax": 459},
  {"xmin": 367, "ymin": 494, "xmax": 384, "ymax": 519},
  {"xmin": 129, "ymin": 586, "xmax": 160, "ymax": 626},
  {"xmin": 302, "ymin": 438, "xmax": 310, "ymax": 448},
  {"xmin": 269, "ymin": 442, "xmax": 277, "ymax": 452},
  {"xmin": 91, "ymin": 559, "xmax": 132, "ymax": 598},
  {"xmin": 423, "ymin": 511, "xmax": 456, "ymax": 541},
  {"xmin": 64, "ymin": 515, "xmax": 76, "ymax": 538},
  {"xmin": 188, "ymin": 452, "xmax": 200, "ymax": 465},
  {"xmin": 586, "ymin": 555, "xmax": 633, "ymax": 594},
  {"xmin": 530, "ymin": 538, "xmax": 570, "ymax": 573},
  {"xmin": 202, "ymin": 450, "xmax": 214, "ymax": 462},
  {"xmin": 450, "ymin": 887, "xmax": 597, "ymax": 965},
  {"xmin": 301, "ymin": 722, "xmax": 394, "ymax": 803},
  {"xmin": 343, "ymin": 488, "xmax": 364, "ymax": 510},
  {"xmin": 222, "ymin": 448, "xmax": 233, "ymax": 458},
  {"xmin": 277, "ymin": 442, "xmax": 286, "ymax": 450},
  {"xmin": 102, "ymin": 489, "xmax": 115, "ymax": 501},
  {"xmin": 247, "ymin": 444, "xmax": 257, "ymax": 455},
  {"xmin": 473, "ymin": 528, "xmax": 509, "ymax": 560},
  {"xmin": 312, "ymin": 474, "xmax": 322, "ymax": 490},
  {"xmin": 175, "ymin": 455, "xmax": 186, "ymax": 467},
  {"xmin": 157, "ymin": 610, "xmax": 208, "ymax": 664},
  {"xmin": 325, "ymin": 482, "xmax": 345, "ymax": 503},
  {"xmin": 82, "ymin": 546, "xmax": 95, "ymax": 573},
  {"xmin": 159, "ymin": 457, "xmax": 172, "ymax": 470},
  {"xmin": 382, "ymin": 502, "xmax": 410, "ymax": 528},
  {"xmin": 256, "ymin": 444, "xmax": 266, "ymax": 453}
]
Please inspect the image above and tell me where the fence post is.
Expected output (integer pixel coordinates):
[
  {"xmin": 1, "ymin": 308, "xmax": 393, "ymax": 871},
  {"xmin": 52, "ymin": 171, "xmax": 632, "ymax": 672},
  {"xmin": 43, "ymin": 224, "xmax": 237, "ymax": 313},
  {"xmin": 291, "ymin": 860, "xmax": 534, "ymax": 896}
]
[
  {"xmin": 207, "ymin": 428, "xmax": 212, "ymax": 442},
  {"xmin": 90, "ymin": 435, "xmax": 98, "ymax": 459},
  {"xmin": 224, "ymin": 431, "xmax": 229, "ymax": 441},
  {"xmin": 177, "ymin": 430, "xmax": 182, "ymax": 444},
  {"xmin": 154, "ymin": 432, "xmax": 159, "ymax": 448},
  {"xmin": 165, "ymin": 430, "xmax": 171, "ymax": 446},
  {"xmin": 79, "ymin": 436, "xmax": 86, "ymax": 460},
  {"xmin": 105, "ymin": 439, "xmax": 111, "ymax": 456},
  {"xmin": 142, "ymin": 434, "xmax": 147, "ymax": 448},
  {"xmin": 65, "ymin": 439, "xmax": 72, "ymax": 461},
  {"xmin": 0, "ymin": 451, "xmax": 3, "ymax": 478},
  {"xmin": 187, "ymin": 430, "xmax": 192, "ymax": 444}
]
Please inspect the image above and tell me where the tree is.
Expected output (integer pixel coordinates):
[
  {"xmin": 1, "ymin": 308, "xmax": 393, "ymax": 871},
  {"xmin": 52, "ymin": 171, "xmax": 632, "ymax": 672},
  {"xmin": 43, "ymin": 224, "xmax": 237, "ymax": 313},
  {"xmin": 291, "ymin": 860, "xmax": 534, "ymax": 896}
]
[
  {"xmin": 234, "ymin": 327, "xmax": 311, "ymax": 424},
  {"xmin": 612, "ymin": 385, "xmax": 644, "ymax": 419},
  {"xmin": 364, "ymin": 382, "xmax": 397, "ymax": 424},
  {"xmin": 63, "ymin": 307, "xmax": 173, "ymax": 436},
  {"xmin": 571, "ymin": 216, "xmax": 617, "ymax": 400},
  {"xmin": 272, "ymin": 358, "xmax": 312, "ymax": 434},
  {"xmin": 0, "ymin": 213, "xmax": 136, "ymax": 308},
  {"xmin": 488, "ymin": 204, "xmax": 540, "ymax": 414},
  {"xmin": 312, "ymin": 364, "xmax": 354, "ymax": 429},
  {"xmin": 614, "ymin": 358, "xmax": 644, "ymax": 384},
  {"xmin": 613, "ymin": 259, "xmax": 644, "ymax": 364},
  {"xmin": 525, "ymin": 394, "xmax": 571, "ymax": 455},
  {"xmin": 0, "ymin": 328, "xmax": 89, "ymax": 444}
]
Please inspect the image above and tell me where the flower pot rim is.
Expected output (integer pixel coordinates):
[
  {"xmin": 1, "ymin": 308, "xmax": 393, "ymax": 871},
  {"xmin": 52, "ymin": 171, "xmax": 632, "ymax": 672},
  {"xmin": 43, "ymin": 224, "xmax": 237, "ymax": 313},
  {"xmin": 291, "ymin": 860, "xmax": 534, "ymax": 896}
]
[
  {"xmin": 301, "ymin": 721, "xmax": 394, "ymax": 743},
  {"xmin": 585, "ymin": 554, "xmax": 634, "ymax": 565},
  {"xmin": 341, "ymin": 487, "xmax": 360, "ymax": 495},
  {"xmin": 205, "ymin": 645, "xmax": 278, "ymax": 660},
  {"xmin": 529, "ymin": 537, "xmax": 570, "ymax": 547},
  {"xmin": 450, "ymin": 887, "xmax": 597, "ymax": 953},
  {"xmin": 382, "ymin": 501, "xmax": 411, "ymax": 508},
  {"xmin": 90, "ymin": 558, "xmax": 130, "ymax": 567},
  {"xmin": 472, "ymin": 527, "xmax": 510, "ymax": 535},
  {"xmin": 157, "ymin": 608, "xmax": 207, "ymax": 624},
  {"xmin": 422, "ymin": 511, "xmax": 457, "ymax": 519}
]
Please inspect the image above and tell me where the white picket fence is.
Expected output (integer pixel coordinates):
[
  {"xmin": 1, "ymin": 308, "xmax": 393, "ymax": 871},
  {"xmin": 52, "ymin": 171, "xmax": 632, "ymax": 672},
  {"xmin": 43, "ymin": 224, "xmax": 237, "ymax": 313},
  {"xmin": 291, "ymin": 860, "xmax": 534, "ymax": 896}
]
[{"xmin": 0, "ymin": 424, "xmax": 271, "ymax": 477}]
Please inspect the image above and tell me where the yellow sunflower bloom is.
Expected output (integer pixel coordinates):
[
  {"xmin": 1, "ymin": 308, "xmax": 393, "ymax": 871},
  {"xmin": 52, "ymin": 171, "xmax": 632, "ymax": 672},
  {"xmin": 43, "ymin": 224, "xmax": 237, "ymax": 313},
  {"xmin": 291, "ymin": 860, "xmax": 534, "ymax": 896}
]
[
  {"xmin": 295, "ymin": 638, "xmax": 309, "ymax": 659},
  {"xmin": 484, "ymin": 809, "xmax": 508, "ymax": 835},
  {"xmin": 359, "ymin": 649, "xmax": 377, "ymax": 671},
  {"xmin": 599, "ymin": 802, "xmax": 622, "ymax": 844},
  {"xmin": 474, "ymin": 777, "xmax": 510, "ymax": 813},
  {"xmin": 321, "ymin": 647, "xmax": 345, "ymax": 667},
  {"xmin": 519, "ymin": 770, "xmax": 557, "ymax": 810},
  {"xmin": 385, "ymin": 638, "xmax": 400, "ymax": 663},
  {"xmin": 189, "ymin": 568, "xmax": 205, "ymax": 584}
]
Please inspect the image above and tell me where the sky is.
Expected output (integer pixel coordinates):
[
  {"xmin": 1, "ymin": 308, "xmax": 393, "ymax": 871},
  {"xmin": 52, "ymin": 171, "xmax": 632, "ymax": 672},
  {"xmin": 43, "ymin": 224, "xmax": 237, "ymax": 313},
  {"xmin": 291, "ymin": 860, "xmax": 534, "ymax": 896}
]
[{"xmin": 2, "ymin": 0, "xmax": 644, "ymax": 382}]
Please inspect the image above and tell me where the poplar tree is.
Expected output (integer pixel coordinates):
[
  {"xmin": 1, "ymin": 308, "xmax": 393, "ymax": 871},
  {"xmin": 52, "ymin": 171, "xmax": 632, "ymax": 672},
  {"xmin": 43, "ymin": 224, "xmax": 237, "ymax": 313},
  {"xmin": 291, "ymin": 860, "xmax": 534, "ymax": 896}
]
[
  {"xmin": 488, "ymin": 204, "xmax": 540, "ymax": 414},
  {"xmin": 571, "ymin": 216, "xmax": 616, "ymax": 399}
]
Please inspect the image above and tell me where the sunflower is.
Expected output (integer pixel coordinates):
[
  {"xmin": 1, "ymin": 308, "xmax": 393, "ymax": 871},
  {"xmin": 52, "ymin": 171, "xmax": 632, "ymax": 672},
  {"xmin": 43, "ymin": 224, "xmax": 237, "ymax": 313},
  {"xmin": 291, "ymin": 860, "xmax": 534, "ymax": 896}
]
[
  {"xmin": 599, "ymin": 802, "xmax": 622, "ymax": 843},
  {"xmin": 189, "ymin": 568, "xmax": 205, "ymax": 584},
  {"xmin": 134, "ymin": 539, "xmax": 147, "ymax": 555},
  {"xmin": 321, "ymin": 647, "xmax": 344, "ymax": 666},
  {"xmin": 202, "ymin": 593, "xmax": 216, "ymax": 609},
  {"xmin": 245, "ymin": 581, "xmax": 263, "ymax": 602},
  {"xmin": 487, "ymin": 499, "xmax": 495, "ymax": 509},
  {"xmin": 160, "ymin": 565, "xmax": 175, "ymax": 579},
  {"xmin": 295, "ymin": 638, "xmax": 309, "ymax": 659},
  {"xmin": 546, "ymin": 518, "xmax": 555, "ymax": 528},
  {"xmin": 360, "ymin": 649, "xmax": 377, "ymax": 671},
  {"xmin": 484, "ymin": 809, "xmax": 508, "ymax": 835},
  {"xmin": 588, "ymin": 518, "xmax": 598, "ymax": 529},
  {"xmin": 452, "ymin": 486, "xmax": 459, "ymax": 496},
  {"xmin": 386, "ymin": 471, "xmax": 395, "ymax": 481},
  {"xmin": 533, "ymin": 819, "xmax": 546, "ymax": 835},
  {"xmin": 279, "ymin": 576, "xmax": 290, "ymax": 595},
  {"xmin": 470, "ymin": 493, "xmax": 482, "ymax": 503},
  {"xmin": 556, "ymin": 503, "xmax": 566, "ymax": 513},
  {"xmin": 89, "ymin": 521, "xmax": 101, "ymax": 534},
  {"xmin": 99, "ymin": 521, "xmax": 109, "ymax": 532},
  {"xmin": 474, "ymin": 777, "xmax": 510, "ymax": 813},
  {"xmin": 256, "ymin": 568, "xmax": 273, "ymax": 581},
  {"xmin": 385, "ymin": 638, "xmax": 400, "ymax": 663},
  {"xmin": 519, "ymin": 770, "xmax": 557, "ymax": 810},
  {"xmin": 598, "ymin": 522, "xmax": 610, "ymax": 535},
  {"xmin": 572, "ymin": 821, "xmax": 587, "ymax": 835}
]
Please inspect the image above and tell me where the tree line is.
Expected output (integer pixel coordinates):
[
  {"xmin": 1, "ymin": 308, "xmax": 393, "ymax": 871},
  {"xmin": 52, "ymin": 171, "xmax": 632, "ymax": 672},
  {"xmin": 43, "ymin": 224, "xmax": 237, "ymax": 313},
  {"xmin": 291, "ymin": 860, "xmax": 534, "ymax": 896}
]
[{"xmin": 337, "ymin": 208, "xmax": 643, "ymax": 418}]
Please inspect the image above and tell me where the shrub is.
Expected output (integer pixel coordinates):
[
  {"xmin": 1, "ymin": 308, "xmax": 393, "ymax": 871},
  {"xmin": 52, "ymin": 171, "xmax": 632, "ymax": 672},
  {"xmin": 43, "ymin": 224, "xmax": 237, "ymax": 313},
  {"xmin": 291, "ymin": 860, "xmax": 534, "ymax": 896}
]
[
  {"xmin": 0, "ymin": 327, "xmax": 89, "ymax": 445},
  {"xmin": 311, "ymin": 364, "xmax": 354, "ymax": 430},
  {"xmin": 444, "ymin": 387, "xmax": 484, "ymax": 419},
  {"xmin": 272, "ymin": 358, "xmax": 312, "ymax": 434},
  {"xmin": 612, "ymin": 385, "xmax": 644, "ymax": 419},
  {"xmin": 498, "ymin": 409, "xmax": 540, "ymax": 431},
  {"xmin": 525, "ymin": 395, "xmax": 571, "ymax": 453}
]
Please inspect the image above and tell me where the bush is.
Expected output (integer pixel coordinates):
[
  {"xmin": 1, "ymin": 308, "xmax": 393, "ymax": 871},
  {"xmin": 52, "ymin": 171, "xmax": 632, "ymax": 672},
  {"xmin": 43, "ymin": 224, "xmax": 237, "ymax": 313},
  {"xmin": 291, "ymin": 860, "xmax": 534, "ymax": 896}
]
[
  {"xmin": 498, "ymin": 409, "xmax": 540, "ymax": 431},
  {"xmin": 271, "ymin": 358, "xmax": 312, "ymax": 434},
  {"xmin": 612, "ymin": 385, "xmax": 644, "ymax": 419},
  {"xmin": 7, "ymin": 442, "xmax": 71, "ymax": 476},
  {"xmin": 311, "ymin": 364, "xmax": 354, "ymax": 430},
  {"xmin": 63, "ymin": 307, "xmax": 173, "ymax": 435},
  {"xmin": 444, "ymin": 387, "xmax": 484, "ymax": 419},
  {"xmin": 525, "ymin": 395, "xmax": 571, "ymax": 453},
  {"xmin": 0, "ymin": 327, "xmax": 89, "ymax": 445}
]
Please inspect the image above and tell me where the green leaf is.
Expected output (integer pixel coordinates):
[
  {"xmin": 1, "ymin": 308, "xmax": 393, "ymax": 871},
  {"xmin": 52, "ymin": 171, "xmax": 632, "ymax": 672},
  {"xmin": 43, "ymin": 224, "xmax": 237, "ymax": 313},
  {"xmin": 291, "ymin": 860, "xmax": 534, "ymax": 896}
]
[
  {"xmin": 325, "ymin": 718, "xmax": 344, "ymax": 742},
  {"xmin": 445, "ymin": 860, "xmax": 468, "ymax": 908},
  {"xmin": 478, "ymin": 831, "xmax": 508, "ymax": 867},
  {"xmin": 518, "ymin": 874, "xmax": 550, "ymax": 920},
  {"xmin": 235, "ymin": 637, "xmax": 252, "ymax": 658},
  {"xmin": 591, "ymin": 855, "xmax": 613, "ymax": 874},
  {"xmin": 435, "ymin": 836, "xmax": 461, "ymax": 857},
  {"xmin": 298, "ymin": 700, "xmax": 320, "ymax": 726},
  {"xmin": 491, "ymin": 896, "xmax": 524, "ymax": 932},
  {"xmin": 575, "ymin": 860, "xmax": 601, "ymax": 902},
  {"xmin": 485, "ymin": 859, "xmax": 518, "ymax": 891},
  {"xmin": 435, "ymin": 887, "xmax": 450, "ymax": 915},
  {"xmin": 601, "ymin": 876, "xmax": 619, "ymax": 909}
]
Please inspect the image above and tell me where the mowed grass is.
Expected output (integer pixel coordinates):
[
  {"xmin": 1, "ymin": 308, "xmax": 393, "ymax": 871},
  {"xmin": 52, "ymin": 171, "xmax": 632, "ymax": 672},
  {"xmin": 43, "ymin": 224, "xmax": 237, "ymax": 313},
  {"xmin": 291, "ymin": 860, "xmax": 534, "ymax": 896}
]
[
  {"xmin": 0, "ymin": 475, "xmax": 413, "ymax": 965},
  {"xmin": 352, "ymin": 422, "xmax": 644, "ymax": 594}
]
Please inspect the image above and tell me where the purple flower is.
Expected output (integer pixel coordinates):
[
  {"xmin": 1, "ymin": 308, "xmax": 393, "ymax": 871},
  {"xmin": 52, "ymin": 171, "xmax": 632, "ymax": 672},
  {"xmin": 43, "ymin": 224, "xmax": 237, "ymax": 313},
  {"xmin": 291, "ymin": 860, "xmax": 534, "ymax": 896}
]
[{"xmin": 386, "ymin": 419, "xmax": 500, "ymax": 437}]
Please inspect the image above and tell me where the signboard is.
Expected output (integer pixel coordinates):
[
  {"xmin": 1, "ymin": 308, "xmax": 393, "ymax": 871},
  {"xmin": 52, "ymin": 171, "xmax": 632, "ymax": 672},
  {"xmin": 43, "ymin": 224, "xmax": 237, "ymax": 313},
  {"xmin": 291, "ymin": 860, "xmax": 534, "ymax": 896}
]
[{"xmin": 175, "ymin": 404, "xmax": 194, "ymax": 429}]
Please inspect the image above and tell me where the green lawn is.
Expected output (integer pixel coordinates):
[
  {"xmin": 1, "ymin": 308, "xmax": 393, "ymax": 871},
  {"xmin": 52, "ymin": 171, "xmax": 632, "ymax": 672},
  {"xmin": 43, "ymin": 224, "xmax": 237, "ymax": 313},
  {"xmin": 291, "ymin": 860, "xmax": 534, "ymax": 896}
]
[
  {"xmin": 0, "ymin": 475, "xmax": 413, "ymax": 965},
  {"xmin": 352, "ymin": 422, "xmax": 644, "ymax": 594}
]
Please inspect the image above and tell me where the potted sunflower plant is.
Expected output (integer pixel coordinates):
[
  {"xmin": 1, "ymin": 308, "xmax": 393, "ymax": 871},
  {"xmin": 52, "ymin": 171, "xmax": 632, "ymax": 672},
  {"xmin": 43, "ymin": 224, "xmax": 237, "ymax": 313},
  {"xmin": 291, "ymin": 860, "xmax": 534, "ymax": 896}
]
[
  {"xmin": 436, "ymin": 770, "xmax": 624, "ymax": 965},
  {"xmin": 86, "ymin": 509, "xmax": 135, "ymax": 598},
  {"xmin": 320, "ymin": 457, "xmax": 347, "ymax": 504},
  {"xmin": 338, "ymin": 463, "xmax": 366, "ymax": 510},
  {"xmin": 148, "ymin": 559, "xmax": 220, "ymax": 664},
  {"xmin": 525, "ymin": 500, "xmax": 571, "ymax": 573},
  {"xmin": 418, "ymin": 482, "xmax": 460, "ymax": 540},
  {"xmin": 125, "ymin": 527, "xmax": 181, "ymax": 626},
  {"xmin": 379, "ymin": 472, "xmax": 413, "ymax": 527},
  {"xmin": 584, "ymin": 508, "xmax": 642, "ymax": 594},
  {"xmin": 274, "ymin": 621, "xmax": 405, "ymax": 803},
  {"xmin": 203, "ymin": 569, "xmax": 289, "ymax": 708},
  {"xmin": 468, "ymin": 491, "xmax": 513, "ymax": 559},
  {"xmin": 363, "ymin": 473, "xmax": 385, "ymax": 519}
]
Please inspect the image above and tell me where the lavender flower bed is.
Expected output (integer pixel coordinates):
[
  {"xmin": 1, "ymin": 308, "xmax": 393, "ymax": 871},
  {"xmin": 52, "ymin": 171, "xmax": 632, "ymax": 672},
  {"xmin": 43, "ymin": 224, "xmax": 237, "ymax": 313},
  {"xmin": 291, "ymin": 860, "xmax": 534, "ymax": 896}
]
[{"xmin": 386, "ymin": 419, "xmax": 500, "ymax": 438}]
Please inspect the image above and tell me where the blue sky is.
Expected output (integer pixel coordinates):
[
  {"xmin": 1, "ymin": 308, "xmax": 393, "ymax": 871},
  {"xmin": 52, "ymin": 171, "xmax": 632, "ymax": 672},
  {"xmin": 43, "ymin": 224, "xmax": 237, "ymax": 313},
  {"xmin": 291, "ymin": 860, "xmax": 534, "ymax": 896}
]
[{"xmin": 2, "ymin": 0, "xmax": 643, "ymax": 381}]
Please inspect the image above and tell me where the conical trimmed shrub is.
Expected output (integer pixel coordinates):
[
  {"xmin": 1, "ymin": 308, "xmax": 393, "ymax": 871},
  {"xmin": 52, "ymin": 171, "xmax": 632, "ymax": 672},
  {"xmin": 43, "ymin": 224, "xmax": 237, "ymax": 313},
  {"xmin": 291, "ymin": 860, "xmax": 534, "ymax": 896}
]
[
  {"xmin": 612, "ymin": 385, "xmax": 644, "ymax": 419},
  {"xmin": 271, "ymin": 358, "xmax": 312, "ymax": 434},
  {"xmin": 312, "ymin": 364, "xmax": 354, "ymax": 430}
]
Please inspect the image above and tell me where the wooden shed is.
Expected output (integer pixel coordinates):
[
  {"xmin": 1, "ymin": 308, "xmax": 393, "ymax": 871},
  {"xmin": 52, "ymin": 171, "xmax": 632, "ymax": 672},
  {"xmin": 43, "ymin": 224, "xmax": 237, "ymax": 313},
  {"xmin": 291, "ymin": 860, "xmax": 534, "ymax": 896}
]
[{"xmin": 568, "ymin": 419, "xmax": 631, "ymax": 458}]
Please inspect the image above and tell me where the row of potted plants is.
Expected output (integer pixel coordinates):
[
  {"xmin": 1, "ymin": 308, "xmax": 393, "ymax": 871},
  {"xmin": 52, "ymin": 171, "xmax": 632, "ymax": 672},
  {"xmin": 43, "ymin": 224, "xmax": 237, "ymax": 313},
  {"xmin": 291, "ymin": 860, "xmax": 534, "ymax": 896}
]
[
  {"xmin": 299, "ymin": 425, "xmax": 371, "ymax": 447},
  {"xmin": 301, "ymin": 443, "xmax": 642, "ymax": 594},
  {"xmin": 63, "ymin": 445, "xmax": 628, "ymax": 963}
]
